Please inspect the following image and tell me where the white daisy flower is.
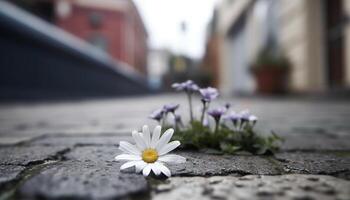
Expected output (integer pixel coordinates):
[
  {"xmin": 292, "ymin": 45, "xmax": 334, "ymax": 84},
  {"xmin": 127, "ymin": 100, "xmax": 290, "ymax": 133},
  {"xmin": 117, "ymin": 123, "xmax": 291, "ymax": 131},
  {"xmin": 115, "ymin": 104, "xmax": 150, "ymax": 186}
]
[{"xmin": 115, "ymin": 125, "xmax": 186, "ymax": 177}]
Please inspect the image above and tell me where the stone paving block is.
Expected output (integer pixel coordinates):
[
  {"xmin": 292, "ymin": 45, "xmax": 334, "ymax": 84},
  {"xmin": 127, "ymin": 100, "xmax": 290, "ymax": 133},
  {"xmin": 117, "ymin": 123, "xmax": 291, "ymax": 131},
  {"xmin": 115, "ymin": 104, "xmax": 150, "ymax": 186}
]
[
  {"xmin": 0, "ymin": 136, "xmax": 34, "ymax": 146},
  {"xmin": 169, "ymin": 151, "xmax": 283, "ymax": 176},
  {"xmin": 30, "ymin": 135, "xmax": 132, "ymax": 147},
  {"xmin": 0, "ymin": 132, "xmax": 43, "ymax": 146},
  {"xmin": 17, "ymin": 160, "xmax": 148, "ymax": 200},
  {"xmin": 66, "ymin": 147, "xmax": 282, "ymax": 176},
  {"xmin": 0, "ymin": 165, "xmax": 25, "ymax": 186},
  {"xmin": 64, "ymin": 146, "xmax": 120, "ymax": 163},
  {"xmin": 281, "ymin": 134, "xmax": 350, "ymax": 151},
  {"xmin": 152, "ymin": 174, "xmax": 350, "ymax": 200},
  {"xmin": 275, "ymin": 152, "xmax": 350, "ymax": 178},
  {"xmin": 0, "ymin": 146, "xmax": 68, "ymax": 165}
]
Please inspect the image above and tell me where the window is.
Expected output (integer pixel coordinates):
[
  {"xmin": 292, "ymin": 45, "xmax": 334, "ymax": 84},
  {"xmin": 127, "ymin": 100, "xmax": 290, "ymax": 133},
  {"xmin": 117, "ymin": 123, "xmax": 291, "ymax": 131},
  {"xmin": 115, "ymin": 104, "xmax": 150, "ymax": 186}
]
[
  {"xmin": 88, "ymin": 34, "xmax": 108, "ymax": 51},
  {"xmin": 89, "ymin": 12, "xmax": 103, "ymax": 28}
]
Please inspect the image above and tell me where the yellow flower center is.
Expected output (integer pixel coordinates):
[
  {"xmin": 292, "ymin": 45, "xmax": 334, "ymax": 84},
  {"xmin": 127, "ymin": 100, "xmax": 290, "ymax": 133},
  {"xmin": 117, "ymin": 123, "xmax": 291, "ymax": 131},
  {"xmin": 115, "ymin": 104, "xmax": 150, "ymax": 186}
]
[{"xmin": 142, "ymin": 148, "xmax": 158, "ymax": 163}]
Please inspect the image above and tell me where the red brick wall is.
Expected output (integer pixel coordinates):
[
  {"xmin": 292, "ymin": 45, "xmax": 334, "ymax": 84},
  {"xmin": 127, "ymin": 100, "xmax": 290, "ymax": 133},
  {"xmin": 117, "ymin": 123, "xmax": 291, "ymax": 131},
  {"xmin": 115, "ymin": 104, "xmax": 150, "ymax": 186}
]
[
  {"xmin": 201, "ymin": 35, "xmax": 220, "ymax": 87},
  {"xmin": 56, "ymin": 5, "xmax": 148, "ymax": 76}
]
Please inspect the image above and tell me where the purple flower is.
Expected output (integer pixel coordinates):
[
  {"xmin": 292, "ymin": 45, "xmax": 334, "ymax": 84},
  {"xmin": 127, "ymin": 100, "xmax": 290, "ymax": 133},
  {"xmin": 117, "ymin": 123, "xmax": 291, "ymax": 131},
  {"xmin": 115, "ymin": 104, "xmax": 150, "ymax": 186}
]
[
  {"xmin": 239, "ymin": 110, "xmax": 251, "ymax": 121},
  {"xmin": 223, "ymin": 111, "xmax": 241, "ymax": 130},
  {"xmin": 223, "ymin": 111, "xmax": 241, "ymax": 121},
  {"xmin": 199, "ymin": 87, "xmax": 219, "ymax": 102},
  {"xmin": 149, "ymin": 108, "xmax": 164, "ymax": 122},
  {"xmin": 163, "ymin": 104, "xmax": 179, "ymax": 113},
  {"xmin": 207, "ymin": 107, "xmax": 227, "ymax": 122},
  {"xmin": 249, "ymin": 115, "xmax": 258, "ymax": 123},
  {"xmin": 172, "ymin": 80, "xmax": 199, "ymax": 93},
  {"xmin": 239, "ymin": 110, "xmax": 258, "ymax": 127}
]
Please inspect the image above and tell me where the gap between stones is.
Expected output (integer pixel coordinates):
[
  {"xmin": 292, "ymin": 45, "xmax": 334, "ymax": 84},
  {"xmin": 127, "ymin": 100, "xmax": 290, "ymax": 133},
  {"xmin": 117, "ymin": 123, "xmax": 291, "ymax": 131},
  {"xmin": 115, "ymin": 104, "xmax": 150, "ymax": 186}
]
[{"xmin": 0, "ymin": 148, "xmax": 71, "ymax": 200}]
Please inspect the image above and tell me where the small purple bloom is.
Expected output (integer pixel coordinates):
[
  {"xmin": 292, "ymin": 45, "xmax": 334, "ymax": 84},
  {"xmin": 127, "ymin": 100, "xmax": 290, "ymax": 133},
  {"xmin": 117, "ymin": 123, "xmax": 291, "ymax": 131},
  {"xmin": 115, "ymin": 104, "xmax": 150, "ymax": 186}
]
[
  {"xmin": 223, "ymin": 111, "xmax": 241, "ymax": 130},
  {"xmin": 223, "ymin": 111, "xmax": 241, "ymax": 121},
  {"xmin": 207, "ymin": 107, "xmax": 227, "ymax": 122},
  {"xmin": 239, "ymin": 110, "xmax": 251, "ymax": 121},
  {"xmin": 239, "ymin": 110, "xmax": 258, "ymax": 127},
  {"xmin": 163, "ymin": 104, "xmax": 179, "ymax": 113},
  {"xmin": 149, "ymin": 108, "xmax": 164, "ymax": 122},
  {"xmin": 199, "ymin": 87, "xmax": 219, "ymax": 102},
  {"xmin": 225, "ymin": 102, "xmax": 231, "ymax": 109},
  {"xmin": 172, "ymin": 80, "xmax": 199, "ymax": 92},
  {"xmin": 249, "ymin": 115, "xmax": 258, "ymax": 122}
]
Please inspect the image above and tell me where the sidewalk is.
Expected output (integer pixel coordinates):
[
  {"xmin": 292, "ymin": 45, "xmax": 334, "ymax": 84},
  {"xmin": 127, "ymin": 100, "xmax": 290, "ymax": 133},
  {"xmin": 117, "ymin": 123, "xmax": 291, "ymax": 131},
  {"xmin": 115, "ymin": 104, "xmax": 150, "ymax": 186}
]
[{"xmin": 0, "ymin": 94, "xmax": 349, "ymax": 200}]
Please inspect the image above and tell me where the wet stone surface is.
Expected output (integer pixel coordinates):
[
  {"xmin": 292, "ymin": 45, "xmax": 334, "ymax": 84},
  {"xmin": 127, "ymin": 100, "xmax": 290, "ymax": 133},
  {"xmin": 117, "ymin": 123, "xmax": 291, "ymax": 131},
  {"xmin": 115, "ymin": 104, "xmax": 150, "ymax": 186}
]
[
  {"xmin": 17, "ymin": 160, "xmax": 148, "ymax": 200},
  {"xmin": 30, "ymin": 134, "xmax": 132, "ymax": 147},
  {"xmin": 170, "ymin": 151, "xmax": 283, "ymax": 176},
  {"xmin": 281, "ymin": 134, "xmax": 350, "ymax": 151},
  {"xmin": 1, "ymin": 96, "xmax": 350, "ymax": 199},
  {"xmin": 0, "ymin": 165, "xmax": 25, "ymax": 186},
  {"xmin": 0, "ymin": 146, "xmax": 69, "ymax": 165},
  {"xmin": 152, "ymin": 174, "xmax": 350, "ymax": 200},
  {"xmin": 64, "ymin": 146, "xmax": 121, "ymax": 163},
  {"xmin": 65, "ymin": 146, "xmax": 282, "ymax": 176},
  {"xmin": 275, "ymin": 152, "xmax": 350, "ymax": 179}
]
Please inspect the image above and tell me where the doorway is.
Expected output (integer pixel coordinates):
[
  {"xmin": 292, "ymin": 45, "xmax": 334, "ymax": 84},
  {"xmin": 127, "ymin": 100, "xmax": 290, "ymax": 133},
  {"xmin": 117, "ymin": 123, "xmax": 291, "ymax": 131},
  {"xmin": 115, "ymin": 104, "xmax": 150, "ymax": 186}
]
[{"xmin": 324, "ymin": 0, "xmax": 345, "ymax": 88}]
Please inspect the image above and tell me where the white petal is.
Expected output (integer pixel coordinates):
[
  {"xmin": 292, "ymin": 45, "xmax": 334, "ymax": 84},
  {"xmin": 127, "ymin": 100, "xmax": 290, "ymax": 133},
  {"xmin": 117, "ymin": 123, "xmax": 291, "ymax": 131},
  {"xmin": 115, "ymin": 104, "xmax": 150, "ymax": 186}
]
[
  {"xmin": 159, "ymin": 141, "xmax": 181, "ymax": 155},
  {"xmin": 155, "ymin": 128, "xmax": 174, "ymax": 151},
  {"xmin": 150, "ymin": 126, "xmax": 161, "ymax": 148},
  {"xmin": 119, "ymin": 141, "xmax": 141, "ymax": 155},
  {"xmin": 142, "ymin": 125, "xmax": 151, "ymax": 148},
  {"xmin": 142, "ymin": 164, "xmax": 152, "ymax": 176},
  {"xmin": 158, "ymin": 154, "xmax": 186, "ymax": 164},
  {"xmin": 132, "ymin": 131, "xmax": 147, "ymax": 150},
  {"xmin": 151, "ymin": 163, "xmax": 161, "ymax": 175},
  {"xmin": 120, "ymin": 161, "xmax": 138, "ymax": 170},
  {"xmin": 135, "ymin": 161, "xmax": 147, "ymax": 173},
  {"xmin": 115, "ymin": 154, "xmax": 141, "ymax": 161},
  {"xmin": 156, "ymin": 162, "xmax": 171, "ymax": 177}
]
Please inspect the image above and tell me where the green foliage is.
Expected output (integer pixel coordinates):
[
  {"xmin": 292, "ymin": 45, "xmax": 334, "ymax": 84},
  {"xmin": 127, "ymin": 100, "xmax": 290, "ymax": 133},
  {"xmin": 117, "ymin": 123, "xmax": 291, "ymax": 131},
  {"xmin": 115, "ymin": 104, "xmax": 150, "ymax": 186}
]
[{"xmin": 172, "ymin": 121, "xmax": 283, "ymax": 155}]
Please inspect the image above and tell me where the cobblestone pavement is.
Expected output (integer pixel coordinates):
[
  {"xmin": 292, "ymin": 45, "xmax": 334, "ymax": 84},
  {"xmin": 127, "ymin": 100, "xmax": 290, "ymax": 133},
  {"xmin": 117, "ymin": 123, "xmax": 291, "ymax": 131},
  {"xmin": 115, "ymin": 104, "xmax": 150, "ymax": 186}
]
[{"xmin": 0, "ymin": 94, "xmax": 350, "ymax": 200}]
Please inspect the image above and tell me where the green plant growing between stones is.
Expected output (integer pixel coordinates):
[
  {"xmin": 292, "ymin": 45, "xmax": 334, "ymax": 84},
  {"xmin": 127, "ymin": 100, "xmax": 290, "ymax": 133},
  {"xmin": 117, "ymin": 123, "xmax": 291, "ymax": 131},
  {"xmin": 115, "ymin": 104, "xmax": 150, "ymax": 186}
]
[{"xmin": 149, "ymin": 80, "xmax": 282, "ymax": 155}]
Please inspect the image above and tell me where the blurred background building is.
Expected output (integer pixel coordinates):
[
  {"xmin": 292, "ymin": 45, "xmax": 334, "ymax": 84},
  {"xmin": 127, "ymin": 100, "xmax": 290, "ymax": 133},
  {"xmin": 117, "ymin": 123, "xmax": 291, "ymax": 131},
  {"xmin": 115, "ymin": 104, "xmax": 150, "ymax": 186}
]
[
  {"xmin": 0, "ymin": 0, "xmax": 149, "ymax": 100},
  {"xmin": 9, "ymin": 0, "xmax": 148, "ymax": 75},
  {"xmin": 204, "ymin": 0, "xmax": 350, "ymax": 95},
  {"xmin": 1, "ymin": 0, "xmax": 350, "ymax": 100}
]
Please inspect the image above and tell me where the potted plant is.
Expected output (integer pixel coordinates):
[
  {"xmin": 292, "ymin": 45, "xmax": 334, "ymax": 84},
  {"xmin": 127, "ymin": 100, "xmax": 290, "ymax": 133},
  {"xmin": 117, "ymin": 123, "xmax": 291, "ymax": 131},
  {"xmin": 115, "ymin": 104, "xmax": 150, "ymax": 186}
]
[{"xmin": 250, "ymin": 48, "xmax": 291, "ymax": 94}]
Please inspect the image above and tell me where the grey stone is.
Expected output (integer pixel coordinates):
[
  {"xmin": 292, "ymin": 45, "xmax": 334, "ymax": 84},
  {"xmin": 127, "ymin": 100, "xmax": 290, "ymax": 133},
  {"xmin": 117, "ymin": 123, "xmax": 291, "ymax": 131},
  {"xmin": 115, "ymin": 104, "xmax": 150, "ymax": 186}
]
[
  {"xmin": 152, "ymin": 175, "xmax": 350, "ymax": 200},
  {"xmin": 275, "ymin": 152, "xmax": 350, "ymax": 179},
  {"xmin": 65, "ymin": 147, "xmax": 282, "ymax": 176},
  {"xmin": 17, "ymin": 160, "xmax": 148, "ymax": 200},
  {"xmin": 0, "ymin": 135, "xmax": 36, "ymax": 146},
  {"xmin": 168, "ymin": 151, "xmax": 283, "ymax": 176},
  {"xmin": 281, "ymin": 134, "xmax": 350, "ymax": 151},
  {"xmin": 30, "ymin": 135, "xmax": 132, "ymax": 147},
  {"xmin": 0, "ymin": 146, "xmax": 68, "ymax": 165},
  {"xmin": 64, "ymin": 146, "xmax": 120, "ymax": 163},
  {"xmin": 0, "ymin": 165, "xmax": 25, "ymax": 186}
]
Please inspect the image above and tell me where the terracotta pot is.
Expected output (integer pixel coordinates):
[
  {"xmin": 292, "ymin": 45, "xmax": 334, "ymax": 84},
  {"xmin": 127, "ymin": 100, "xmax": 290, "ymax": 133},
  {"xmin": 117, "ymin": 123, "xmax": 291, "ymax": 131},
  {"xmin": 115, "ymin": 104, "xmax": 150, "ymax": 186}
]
[{"xmin": 252, "ymin": 66, "xmax": 289, "ymax": 94}]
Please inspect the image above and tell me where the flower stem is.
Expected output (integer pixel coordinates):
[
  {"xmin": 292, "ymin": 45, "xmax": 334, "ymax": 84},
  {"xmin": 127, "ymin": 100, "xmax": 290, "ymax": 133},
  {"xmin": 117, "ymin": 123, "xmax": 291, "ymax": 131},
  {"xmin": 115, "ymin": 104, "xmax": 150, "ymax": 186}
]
[
  {"xmin": 200, "ymin": 101, "xmax": 207, "ymax": 125},
  {"xmin": 161, "ymin": 113, "xmax": 167, "ymax": 127},
  {"xmin": 214, "ymin": 120, "xmax": 219, "ymax": 134},
  {"xmin": 172, "ymin": 112, "xmax": 178, "ymax": 130},
  {"xmin": 187, "ymin": 93, "xmax": 194, "ymax": 123}
]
